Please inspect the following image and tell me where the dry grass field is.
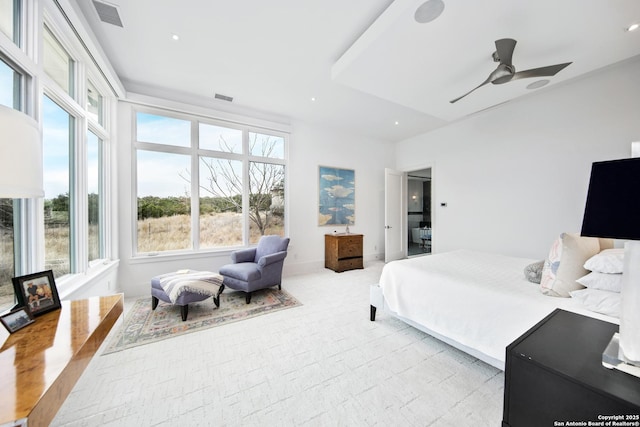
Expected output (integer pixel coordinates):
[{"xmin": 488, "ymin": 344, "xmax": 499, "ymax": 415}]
[{"xmin": 137, "ymin": 212, "xmax": 283, "ymax": 252}]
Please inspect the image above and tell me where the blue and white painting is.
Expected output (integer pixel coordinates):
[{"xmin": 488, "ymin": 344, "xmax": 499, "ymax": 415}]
[{"xmin": 318, "ymin": 166, "xmax": 355, "ymax": 225}]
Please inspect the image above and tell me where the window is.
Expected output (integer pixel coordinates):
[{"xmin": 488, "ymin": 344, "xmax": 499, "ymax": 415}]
[
  {"xmin": 247, "ymin": 132, "xmax": 285, "ymax": 244},
  {"xmin": 0, "ymin": 57, "xmax": 21, "ymax": 109},
  {"xmin": 43, "ymin": 26, "xmax": 74, "ymax": 97},
  {"xmin": 137, "ymin": 149, "xmax": 191, "ymax": 252},
  {"xmin": 42, "ymin": 95, "xmax": 73, "ymax": 278},
  {"xmin": 249, "ymin": 132, "xmax": 285, "ymax": 159},
  {"xmin": 0, "ymin": 0, "xmax": 114, "ymax": 312},
  {"xmin": 87, "ymin": 80, "xmax": 103, "ymax": 125},
  {"xmin": 0, "ymin": 199, "xmax": 15, "ymax": 308},
  {"xmin": 135, "ymin": 110, "xmax": 287, "ymax": 254},
  {"xmin": 87, "ymin": 131, "xmax": 103, "ymax": 262},
  {"xmin": 0, "ymin": 58, "xmax": 23, "ymax": 308},
  {"xmin": 200, "ymin": 123, "xmax": 242, "ymax": 153},
  {"xmin": 199, "ymin": 156, "xmax": 243, "ymax": 248},
  {"xmin": 137, "ymin": 112, "xmax": 190, "ymax": 147},
  {"xmin": 0, "ymin": 0, "xmax": 21, "ymax": 46}
]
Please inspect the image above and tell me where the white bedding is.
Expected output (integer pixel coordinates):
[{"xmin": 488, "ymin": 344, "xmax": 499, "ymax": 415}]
[{"xmin": 378, "ymin": 250, "xmax": 619, "ymax": 369}]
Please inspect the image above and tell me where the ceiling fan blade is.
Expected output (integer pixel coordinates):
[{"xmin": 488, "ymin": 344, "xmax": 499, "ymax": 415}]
[
  {"xmin": 449, "ymin": 75, "xmax": 492, "ymax": 104},
  {"xmin": 494, "ymin": 38, "xmax": 517, "ymax": 66},
  {"xmin": 511, "ymin": 62, "xmax": 572, "ymax": 81}
]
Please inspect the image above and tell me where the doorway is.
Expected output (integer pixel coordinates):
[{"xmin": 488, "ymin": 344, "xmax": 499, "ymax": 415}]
[{"xmin": 407, "ymin": 169, "xmax": 431, "ymax": 256}]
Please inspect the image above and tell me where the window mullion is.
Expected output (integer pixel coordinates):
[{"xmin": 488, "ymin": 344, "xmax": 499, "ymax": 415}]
[
  {"xmin": 242, "ymin": 129, "xmax": 250, "ymax": 245},
  {"xmin": 191, "ymin": 120, "xmax": 199, "ymax": 250}
]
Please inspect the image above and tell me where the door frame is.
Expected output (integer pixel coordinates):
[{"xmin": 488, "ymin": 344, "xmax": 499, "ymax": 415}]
[{"xmin": 398, "ymin": 163, "xmax": 435, "ymax": 257}]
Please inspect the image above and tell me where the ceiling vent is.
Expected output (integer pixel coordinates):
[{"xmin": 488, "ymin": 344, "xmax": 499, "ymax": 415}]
[
  {"xmin": 92, "ymin": 0, "xmax": 124, "ymax": 27},
  {"xmin": 214, "ymin": 93, "xmax": 233, "ymax": 102}
]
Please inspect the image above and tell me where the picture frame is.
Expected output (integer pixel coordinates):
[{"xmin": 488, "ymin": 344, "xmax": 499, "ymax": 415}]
[
  {"xmin": 12, "ymin": 270, "xmax": 61, "ymax": 317},
  {"xmin": 0, "ymin": 307, "xmax": 35, "ymax": 333},
  {"xmin": 318, "ymin": 166, "xmax": 355, "ymax": 226}
]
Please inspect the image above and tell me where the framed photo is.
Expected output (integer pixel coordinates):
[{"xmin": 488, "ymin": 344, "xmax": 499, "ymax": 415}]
[
  {"xmin": 318, "ymin": 166, "xmax": 355, "ymax": 226},
  {"xmin": 0, "ymin": 307, "xmax": 35, "ymax": 333},
  {"xmin": 12, "ymin": 270, "xmax": 61, "ymax": 317}
]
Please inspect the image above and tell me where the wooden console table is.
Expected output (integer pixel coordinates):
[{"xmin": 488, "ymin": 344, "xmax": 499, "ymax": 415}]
[{"xmin": 0, "ymin": 294, "xmax": 123, "ymax": 427}]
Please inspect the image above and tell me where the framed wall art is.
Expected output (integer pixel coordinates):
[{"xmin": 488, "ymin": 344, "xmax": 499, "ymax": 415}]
[
  {"xmin": 318, "ymin": 166, "xmax": 355, "ymax": 226},
  {"xmin": 12, "ymin": 270, "xmax": 61, "ymax": 317}
]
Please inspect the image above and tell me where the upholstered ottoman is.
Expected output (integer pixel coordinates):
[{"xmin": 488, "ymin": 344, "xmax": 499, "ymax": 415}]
[{"xmin": 151, "ymin": 270, "xmax": 225, "ymax": 321}]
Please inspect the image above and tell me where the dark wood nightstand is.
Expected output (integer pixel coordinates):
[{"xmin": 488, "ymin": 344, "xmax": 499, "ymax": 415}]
[
  {"xmin": 503, "ymin": 309, "xmax": 640, "ymax": 427},
  {"xmin": 324, "ymin": 233, "xmax": 363, "ymax": 272}
]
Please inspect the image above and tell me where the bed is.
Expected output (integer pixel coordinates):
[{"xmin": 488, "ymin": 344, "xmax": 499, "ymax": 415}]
[{"xmin": 369, "ymin": 249, "xmax": 619, "ymax": 370}]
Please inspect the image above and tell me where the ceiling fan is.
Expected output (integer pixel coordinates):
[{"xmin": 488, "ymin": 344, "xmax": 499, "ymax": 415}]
[{"xmin": 450, "ymin": 38, "xmax": 572, "ymax": 104}]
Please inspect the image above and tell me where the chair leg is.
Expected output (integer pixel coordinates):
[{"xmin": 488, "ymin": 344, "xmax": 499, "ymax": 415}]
[
  {"xmin": 180, "ymin": 304, "xmax": 188, "ymax": 321},
  {"xmin": 152, "ymin": 296, "xmax": 159, "ymax": 310},
  {"xmin": 213, "ymin": 284, "xmax": 224, "ymax": 308},
  {"xmin": 245, "ymin": 292, "xmax": 251, "ymax": 304},
  {"xmin": 278, "ymin": 283, "xmax": 281, "ymax": 290},
  {"xmin": 370, "ymin": 305, "xmax": 377, "ymax": 321}
]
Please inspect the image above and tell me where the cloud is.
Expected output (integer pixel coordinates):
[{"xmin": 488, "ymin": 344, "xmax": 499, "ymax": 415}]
[
  {"xmin": 324, "ymin": 185, "xmax": 353, "ymax": 198},
  {"xmin": 321, "ymin": 174, "xmax": 344, "ymax": 182}
]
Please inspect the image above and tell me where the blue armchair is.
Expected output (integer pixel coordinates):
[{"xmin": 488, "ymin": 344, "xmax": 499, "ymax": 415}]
[{"xmin": 219, "ymin": 235, "xmax": 290, "ymax": 303}]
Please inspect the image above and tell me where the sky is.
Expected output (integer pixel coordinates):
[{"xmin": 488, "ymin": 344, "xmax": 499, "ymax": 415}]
[{"xmin": 136, "ymin": 112, "xmax": 284, "ymax": 198}]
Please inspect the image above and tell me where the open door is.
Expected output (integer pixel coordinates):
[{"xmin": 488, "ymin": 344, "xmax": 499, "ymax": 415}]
[{"xmin": 385, "ymin": 168, "xmax": 405, "ymax": 262}]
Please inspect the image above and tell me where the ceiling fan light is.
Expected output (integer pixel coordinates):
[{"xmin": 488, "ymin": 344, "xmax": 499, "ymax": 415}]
[
  {"xmin": 415, "ymin": 0, "xmax": 445, "ymax": 24},
  {"xmin": 527, "ymin": 79, "xmax": 550, "ymax": 89}
]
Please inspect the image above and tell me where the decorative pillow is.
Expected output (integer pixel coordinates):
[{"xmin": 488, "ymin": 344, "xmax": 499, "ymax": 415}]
[
  {"xmin": 583, "ymin": 248, "xmax": 625, "ymax": 274},
  {"xmin": 598, "ymin": 238, "xmax": 614, "ymax": 251},
  {"xmin": 569, "ymin": 288, "xmax": 620, "ymax": 318},
  {"xmin": 524, "ymin": 261, "xmax": 544, "ymax": 284},
  {"xmin": 576, "ymin": 272, "xmax": 623, "ymax": 292},
  {"xmin": 540, "ymin": 233, "xmax": 607, "ymax": 297}
]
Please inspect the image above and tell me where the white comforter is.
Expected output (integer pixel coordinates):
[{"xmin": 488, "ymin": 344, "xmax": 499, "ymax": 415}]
[{"xmin": 379, "ymin": 250, "xmax": 618, "ymax": 367}]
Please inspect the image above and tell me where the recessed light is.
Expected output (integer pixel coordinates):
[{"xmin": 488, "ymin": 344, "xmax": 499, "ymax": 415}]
[
  {"xmin": 526, "ymin": 79, "xmax": 550, "ymax": 90},
  {"xmin": 311, "ymin": 97, "xmax": 316, "ymax": 102},
  {"xmin": 394, "ymin": 121, "xmax": 399, "ymax": 125},
  {"xmin": 172, "ymin": 34, "xmax": 180, "ymax": 41},
  {"xmin": 627, "ymin": 23, "xmax": 639, "ymax": 32},
  {"xmin": 415, "ymin": 0, "xmax": 445, "ymax": 24}
]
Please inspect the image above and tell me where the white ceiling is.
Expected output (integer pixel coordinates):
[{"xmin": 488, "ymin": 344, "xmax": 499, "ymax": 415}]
[{"xmin": 75, "ymin": 0, "xmax": 640, "ymax": 142}]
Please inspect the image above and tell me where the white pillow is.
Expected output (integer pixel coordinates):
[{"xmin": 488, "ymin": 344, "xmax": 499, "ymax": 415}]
[
  {"xmin": 569, "ymin": 288, "xmax": 620, "ymax": 318},
  {"xmin": 576, "ymin": 272, "xmax": 623, "ymax": 293},
  {"xmin": 583, "ymin": 248, "xmax": 625, "ymax": 274}
]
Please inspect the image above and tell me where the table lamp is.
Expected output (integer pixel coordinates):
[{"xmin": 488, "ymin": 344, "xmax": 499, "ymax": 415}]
[
  {"xmin": 581, "ymin": 157, "xmax": 640, "ymax": 377},
  {"xmin": 0, "ymin": 105, "xmax": 44, "ymax": 198}
]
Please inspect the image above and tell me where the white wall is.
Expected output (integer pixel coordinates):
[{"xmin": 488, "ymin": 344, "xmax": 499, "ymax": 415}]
[
  {"xmin": 395, "ymin": 57, "xmax": 640, "ymax": 260},
  {"xmin": 116, "ymin": 98, "xmax": 393, "ymax": 297},
  {"xmin": 286, "ymin": 122, "xmax": 393, "ymax": 273}
]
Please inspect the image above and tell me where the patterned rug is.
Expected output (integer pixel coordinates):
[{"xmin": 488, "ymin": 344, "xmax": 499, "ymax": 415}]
[{"xmin": 102, "ymin": 288, "xmax": 301, "ymax": 355}]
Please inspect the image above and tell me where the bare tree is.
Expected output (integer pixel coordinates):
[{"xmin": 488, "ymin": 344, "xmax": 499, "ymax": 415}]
[{"xmin": 183, "ymin": 133, "xmax": 284, "ymax": 236}]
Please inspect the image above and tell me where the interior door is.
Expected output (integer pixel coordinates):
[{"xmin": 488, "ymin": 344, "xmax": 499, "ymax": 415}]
[{"xmin": 385, "ymin": 168, "xmax": 405, "ymax": 262}]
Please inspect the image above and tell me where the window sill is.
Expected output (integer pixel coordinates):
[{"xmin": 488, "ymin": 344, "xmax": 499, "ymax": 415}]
[
  {"xmin": 57, "ymin": 259, "xmax": 120, "ymax": 300},
  {"xmin": 129, "ymin": 249, "xmax": 237, "ymax": 265}
]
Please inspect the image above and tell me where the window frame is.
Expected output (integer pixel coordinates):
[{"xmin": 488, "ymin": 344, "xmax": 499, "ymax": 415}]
[
  {"xmin": 0, "ymin": 0, "xmax": 119, "ymax": 312},
  {"xmin": 39, "ymin": 18, "xmax": 113, "ymax": 277},
  {"xmin": 132, "ymin": 105, "xmax": 288, "ymax": 257}
]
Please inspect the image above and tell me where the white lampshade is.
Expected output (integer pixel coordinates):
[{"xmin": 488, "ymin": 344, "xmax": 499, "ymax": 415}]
[{"xmin": 0, "ymin": 104, "xmax": 44, "ymax": 198}]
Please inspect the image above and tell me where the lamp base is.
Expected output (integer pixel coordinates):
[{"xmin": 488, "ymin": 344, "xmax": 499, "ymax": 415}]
[{"xmin": 602, "ymin": 333, "xmax": 640, "ymax": 378}]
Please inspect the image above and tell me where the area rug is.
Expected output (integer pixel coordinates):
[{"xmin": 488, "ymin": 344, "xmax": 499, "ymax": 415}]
[{"xmin": 102, "ymin": 288, "xmax": 301, "ymax": 355}]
